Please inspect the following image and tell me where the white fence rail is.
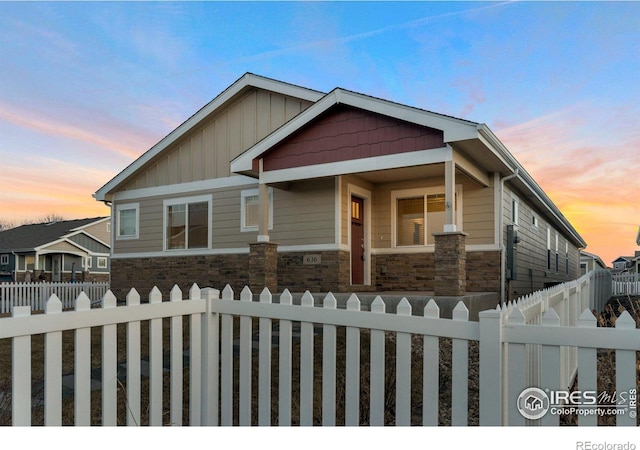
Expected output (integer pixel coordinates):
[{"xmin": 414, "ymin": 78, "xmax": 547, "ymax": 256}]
[
  {"xmin": 0, "ymin": 274, "xmax": 638, "ymax": 426},
  {"xmin": 0, "ymin": 282, "xmax": 109, "ymax": 313},
  {"xmin": 612, "ymin": 272, "xmax": 640, "ymax": 296}
]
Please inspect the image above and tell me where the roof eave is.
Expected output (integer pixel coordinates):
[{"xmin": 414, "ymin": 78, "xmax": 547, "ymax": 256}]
[
  {"xmin": 478, "ymin": 125, "xmax": 587, "ymax": 249},
  {"xmin": 94, "ymin": 73, "xmax": 325, "ymax": 201},
  {"xmin": 231, "ymin": 88, "xmax": 480, "ymax": 174}
]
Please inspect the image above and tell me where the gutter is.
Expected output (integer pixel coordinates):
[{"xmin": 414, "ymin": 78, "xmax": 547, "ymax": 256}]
[{"xmin": 499, "ymin": 169, "xmax": 519, "ymax": 307}]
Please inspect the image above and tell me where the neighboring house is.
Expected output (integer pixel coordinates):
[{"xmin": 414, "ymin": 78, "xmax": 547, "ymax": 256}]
[
  {"xmin": 611, "ymin": 255, "xmax": 635, "ymax": 273},
  {"xmin": 580, "ymin": 250, "xmax": 607, "ymax": 275},
  {"xmin": 94, "ymin": 73, "xmax": 586, "ymax": 302},
  {"xmin": 0, "ymin": 217, "xmax": 110, "ymax": 283}
]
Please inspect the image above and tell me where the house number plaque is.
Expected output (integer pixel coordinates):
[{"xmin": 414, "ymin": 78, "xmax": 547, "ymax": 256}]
[{"xmin": 303, "ymin": 254, "xmax": 321, "ymax": 265}]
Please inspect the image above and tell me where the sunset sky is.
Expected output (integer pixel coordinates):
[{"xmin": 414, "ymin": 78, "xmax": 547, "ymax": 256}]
[{"xmin": 0, "ymin": 1, "xmax": 638, "ymax": 266}]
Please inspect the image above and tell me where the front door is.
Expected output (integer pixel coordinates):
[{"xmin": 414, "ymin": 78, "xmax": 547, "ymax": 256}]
[
  {"xmin": 351, "ymin": 196, "xmax": 365, "ymax": 285},
  {"xmin": 52, "ymin": 255, "xmax": 61, "ymax": 282}
]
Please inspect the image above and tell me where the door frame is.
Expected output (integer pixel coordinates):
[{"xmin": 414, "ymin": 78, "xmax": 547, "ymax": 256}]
[{"xmin": 347, "ymin": 184, "xmax": 371, "ymax": 286}]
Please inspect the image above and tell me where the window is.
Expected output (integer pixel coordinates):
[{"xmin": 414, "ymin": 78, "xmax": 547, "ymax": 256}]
[
  {"xmin": 116, "ymin": 203, "xmax": 139, "ymax": 239},
  {"xmin": 84, "ymin": 257, "xmax": 92, "ymax": 269},
  {"xmin": 0, "ymin": 255, "xmax": 8, "ymax": 265},
  {"xmin": 392, "ymin": 186, "xmax": 462, "ymax": 247},
  {"xmin": 565, "ymin": 242, "xmax": 569, "ymax": 275},
  {"xmin": 240, "ymin": 188, "xmax": 273, "ymax": 232},
  {"xmin": 532, "ymin": 214, "xmax": 539, "ymax": 228},
  {"xmin": 555, "ymin": 233, "xmax": 559, "ymax": 272},
  {"xmin": 97, "ymin": 257, "xmax": 107, "ymax": 269},
  {"xmin": 164, "ymin": 195, "xmax": 211, "ymax": 250},
  {"xmin": 511, "ymin": 195, "xmax": 519, "ymax": 225},
  {"xmin": 547, "ymin": 228, "xmax": 552, "ymax": 271}
]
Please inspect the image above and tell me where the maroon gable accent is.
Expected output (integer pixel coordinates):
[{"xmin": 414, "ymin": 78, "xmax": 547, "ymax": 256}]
[{"xmin": 260, "ymin": 106, "xmax": 444, "ymax": 171}]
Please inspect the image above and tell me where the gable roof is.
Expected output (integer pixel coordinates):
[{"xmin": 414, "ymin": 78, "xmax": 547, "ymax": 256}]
[
  {"xmin": 230, "ymin": 84, "xmax": 586, "ymax": 248},
  {"xmin": 580, "ymin": 250, "xmax": 606, "ymax": 269},
  {"xmin": 92, "ymin": 73, "xmax": 587, "ymax": 249},
  {"xmin": 93, "ymin": 73, "xmax": 324, "ymax": 202},
  {"xmin": 230, "ymin": 87, "xmax": 481, "ymax": 175},
  {"xmin": 0, "ymin": 217, "xmax": 108, "ymax": 253}
]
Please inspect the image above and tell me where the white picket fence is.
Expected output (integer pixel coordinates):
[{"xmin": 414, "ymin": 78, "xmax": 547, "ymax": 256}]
[
  {"xmin": 612, "ymin": 272, "xmax": 640, "ymax": 295},
  {"xmin": 0, "ymin": 282, "xmax": 110, "ymax": 313},
  {"xmin": 0, "ymin": 275, "xmax": 638, "ymax": 426}
]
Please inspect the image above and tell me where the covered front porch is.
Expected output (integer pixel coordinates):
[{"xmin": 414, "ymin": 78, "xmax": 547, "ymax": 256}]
[{"xmin": 230, "ymin": 89, "xmax": 508, "ymax": 296}]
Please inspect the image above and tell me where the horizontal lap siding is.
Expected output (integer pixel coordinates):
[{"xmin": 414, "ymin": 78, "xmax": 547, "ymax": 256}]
[
  {"xmin": 462, "ymin": 178, "xmax": 495, "ymax": 246},
  {"xmin": 369, "ymin": 175, "xmax": 495, "ymax": 249},
  {"xmin": 112, "ymin": 178, "xmax": 337, "ymax": 255},
  {"xmin": 503, "ymin": 185, "xmax": 581, "ymax": 297},
  {"xmin": 270, "ymin": 179, "xmax": 336, "ymax": 245}
]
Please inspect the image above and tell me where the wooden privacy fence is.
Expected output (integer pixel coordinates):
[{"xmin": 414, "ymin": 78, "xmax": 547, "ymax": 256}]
[
  {"xmin": 0, "ymin": 276, "xmax": 638, "ymax": 426},
  {"xmin": 0, "ymin": 281, "xmax": 109, "ymax": 313}
]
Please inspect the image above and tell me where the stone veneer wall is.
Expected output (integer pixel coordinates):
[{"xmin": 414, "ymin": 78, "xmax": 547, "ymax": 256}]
[
  {"xmin": 465, "ymin": 251, "xmax": 501, "ymax": 293},
  {"xmin": 109, "ymin": 254, "xmax": 250, "ymax": 300},
  {"xmin": 109, "ymin": 249, "xmax": 502, "ymax": 300},
  {"xmin": 277, "ymin": 250, "xmax": 350, "ymax": 292},
  {"xmin": 372, "ymin": 253, "xmax": 436, "ymax": 291}
]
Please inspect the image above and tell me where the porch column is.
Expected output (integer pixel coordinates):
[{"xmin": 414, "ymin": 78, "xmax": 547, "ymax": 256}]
[
  {"xmin": 257, "ymin": 159, "xmax": 270, "ymax": 243},
  {"xmin": 444, "ymin": 158, "xmax": 457, "ymax": 232},
  {"xmin": 433, "ymin": 231, "xmax": 468, "ymax": 296},
  {"xmin": 257, "ymin": 182, "xmax": 270, "ymax": 242},
  {"xmin": 249, "ymin": 242, "xmax": 278, "ymax": 292}
]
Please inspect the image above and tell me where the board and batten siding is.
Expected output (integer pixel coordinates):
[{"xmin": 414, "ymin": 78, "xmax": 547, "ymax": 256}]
[{"xmin": 121, "ymin": 88, "xmax": 314, "ymax": 191}]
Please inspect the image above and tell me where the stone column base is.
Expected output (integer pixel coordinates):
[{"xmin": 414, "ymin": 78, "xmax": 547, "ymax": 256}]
[
  {"xmin": 249, "ymin": 242, "xmax": 278, "ymax": 292},
  {"xmin": 433, "ymin": 231, "xmax": 467, "ymax": 296}
]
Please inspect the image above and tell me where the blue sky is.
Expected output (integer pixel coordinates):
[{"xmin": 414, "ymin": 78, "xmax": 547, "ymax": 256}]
[{"xmin": 0, "ymin": 1, "xmax": 638, "ymax": 264}]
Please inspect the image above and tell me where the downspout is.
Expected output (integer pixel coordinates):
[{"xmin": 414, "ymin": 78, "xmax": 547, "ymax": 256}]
[{"xmin": 499, "ymin": 168, "xmax": 519, "ymax": 307}]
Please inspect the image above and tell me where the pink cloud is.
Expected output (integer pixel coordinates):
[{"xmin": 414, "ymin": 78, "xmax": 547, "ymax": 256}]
[
  {"xmin": 495, "ymin": 104, "xmax": 640, "ymax": 265},
  {"xmin": 0, "ymin": 101, "xmax": 157, "ymax": 160}
]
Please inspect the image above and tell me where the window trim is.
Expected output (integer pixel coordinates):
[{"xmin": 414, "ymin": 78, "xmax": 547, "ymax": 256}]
[
  {"xmin": 391, "ymin": 185, "xmax": 463, "ymax": 248},
  {"xmin": 163, "ymin": 194, "xmax": 212, "ymax": 251},
  {"xmin": 0, "ymin": 254, "xmax": 8, "ymax": 265},
  {"xmin": 511, "ymin": 195, "xmax": 520, "ymax": 225},
  {"xmin": 84, "ymin": 257, "xmax": 92, "ymax": 269},
  {"xmin": 116, "ymin": 203, "xmax": 139, "ymax": 240},
  {"xmin": 240, "ymin": 188, "xmax": 273, "ymax": 232},
  {"xmin": 97, "ymin": 257, "xmax": 108, "ymax": 269}
]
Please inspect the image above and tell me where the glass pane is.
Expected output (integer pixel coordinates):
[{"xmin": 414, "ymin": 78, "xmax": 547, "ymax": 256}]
[
  {"xmin": 167, "ymin": 204, "xmax": 186, "ymax": 249},
  {"xmin": 188, "ymin": 202, "xmax": 209, "ymax": 249},
  {"xmin": 244, "ymin": 195, "xmax": 259, "ymax": 228},
  {"xmin": 397, "ymin": 197, "xmax": 424, "ymax": 246},
  {"xmin": 426, "ymin": 194, "xmax": 446, "ymax": 245},
  {"xmin": 119, "ymin": 209, "xmax": 136, "ymax": 236}
]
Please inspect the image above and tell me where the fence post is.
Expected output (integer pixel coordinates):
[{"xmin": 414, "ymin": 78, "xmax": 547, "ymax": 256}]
[
  {"xmin": 200, "ymin": 287, "xmax": 219, "ymax": 426},
  {"xmin": 258, "ymin": 287, "xmax": 273, "ymax": 426},
  {"xmin": 615, "ymin": 311, "xmax": 637, "ymax": 426},
  {"xmin": 479, "ymin": 308, "xmax": 503, "ymax": 426},
  {"xmin": 577, "ymin": 308, "xmax": 597, "ymax": 425},
  {"xmin": 12, "ymin": 305, "xmax": 32, "ymax": 425}
]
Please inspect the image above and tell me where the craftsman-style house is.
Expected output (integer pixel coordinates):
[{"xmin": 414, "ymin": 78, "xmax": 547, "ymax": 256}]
[
  {"xmin": 0, "ymin": 217, "xmax": 110, "ymax": 283},
  {"xmin": 94, "ymin": 73, "xmax": 586, "ymax": 302}
]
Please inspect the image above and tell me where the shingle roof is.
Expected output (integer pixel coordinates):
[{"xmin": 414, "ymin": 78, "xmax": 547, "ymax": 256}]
[{"xmin": 0, "ymin": 217, "xmax": 107, "ymax": 252}]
